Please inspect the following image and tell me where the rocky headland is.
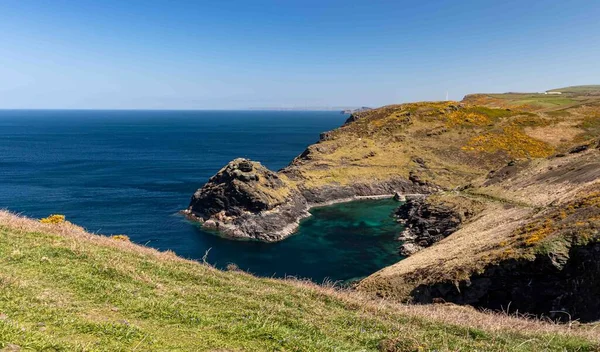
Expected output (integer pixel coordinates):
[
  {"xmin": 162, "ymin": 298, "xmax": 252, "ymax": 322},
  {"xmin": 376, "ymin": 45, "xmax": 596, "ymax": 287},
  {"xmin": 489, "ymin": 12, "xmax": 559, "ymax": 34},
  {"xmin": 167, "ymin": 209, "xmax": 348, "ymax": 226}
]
[
  {"xmin": 184, "ymin": 157, "xmax": 434, "ymax": 242},
  {"xmin": 186, "ymin": 85, "xmax": 600, "ymax": 321}
]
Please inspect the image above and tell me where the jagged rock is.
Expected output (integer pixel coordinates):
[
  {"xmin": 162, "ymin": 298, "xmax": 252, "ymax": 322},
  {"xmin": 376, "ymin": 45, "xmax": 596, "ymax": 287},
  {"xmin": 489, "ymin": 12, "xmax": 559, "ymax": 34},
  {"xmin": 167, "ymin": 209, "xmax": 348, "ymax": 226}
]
[
  {"xmin": 186, "ymin": 159, "xmax": 309, "ymax": 242},
  {"xmin": 569, "ymin": 145, "xmax": 588, "ymax": 154},
  {"xmin": 238, "ymin": 160, "xmax": 254, "ymax": 172},
  {"xmin": 395, "ymin": 195, "xmax": 483, "ymax": 256},
  {"xmin": 412, "ymin": 157, "xmax": 426, "ymax": 167},
  {"xmin": 399, "ymin": 243, "xmax": 423, "ymax": 256},
  {"xmin": 188, "ymin": 158, "xmax": 288, "ymax": 216},
  {"xmin": 393, "ymin": 192, "xmax": 406, "ymax": 202},
  {"xmin": 319, "ymin": 131, "xmax": 335, "ymax": 141}
]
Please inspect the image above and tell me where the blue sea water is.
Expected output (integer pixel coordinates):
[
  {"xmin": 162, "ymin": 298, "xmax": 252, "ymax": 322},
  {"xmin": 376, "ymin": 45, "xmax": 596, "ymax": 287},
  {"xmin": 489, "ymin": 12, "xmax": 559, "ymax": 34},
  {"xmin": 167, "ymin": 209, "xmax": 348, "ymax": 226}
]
[{"xmin": 0, "ymin": 110, "xmax": 403, "ymax": 282}]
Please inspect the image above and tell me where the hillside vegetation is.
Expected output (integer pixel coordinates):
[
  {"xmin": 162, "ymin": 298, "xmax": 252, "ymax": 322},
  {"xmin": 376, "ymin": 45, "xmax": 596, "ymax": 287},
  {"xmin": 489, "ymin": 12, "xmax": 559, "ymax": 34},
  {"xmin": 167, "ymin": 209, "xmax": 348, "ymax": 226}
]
[
  {"xmin": 186, "ymin": 85, "xmax": 600, "ymax": 322},
  {"xmin": 357, "ymin": 87, "xmax": 600, "ymax": 320},
  {"xmin": 1, "ymin": 211, "xmax": 599, "ymax": 351},
  {"xmin": 285, "ymin": 87, "xmax": 600, "ymax": 190},
  {"xmin": 4, "ymin": 86, "xmax": 600, "ymax": 350},
  {"xmin": 188, "ymin": 87, "xmax": 600, "ymax": 241}
]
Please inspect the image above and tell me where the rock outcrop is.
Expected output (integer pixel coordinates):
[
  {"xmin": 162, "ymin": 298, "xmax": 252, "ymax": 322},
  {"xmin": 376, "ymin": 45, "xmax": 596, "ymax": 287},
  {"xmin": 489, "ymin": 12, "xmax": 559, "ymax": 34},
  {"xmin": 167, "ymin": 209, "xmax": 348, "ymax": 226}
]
[
  {"xmin": 185, "ymin": 158, "xmax": 309, "ymax": 242},
  {"xmin": 395, "ymin": 195, "xmax": 484, "ymax": 256},
  {"xmin": 359, "ymin": 147, "xmax": 600, "ymax": 322},
  {"xmin": 188, "ymin": 158, "xmax": 290, "ymax": 216},
  {"xmin": 410, "ymin": 241, "xmax": 600, "ymax": 322},
  {"xmin": 185, "ymin": 158, "xmax": 434, "ymax": 241}
]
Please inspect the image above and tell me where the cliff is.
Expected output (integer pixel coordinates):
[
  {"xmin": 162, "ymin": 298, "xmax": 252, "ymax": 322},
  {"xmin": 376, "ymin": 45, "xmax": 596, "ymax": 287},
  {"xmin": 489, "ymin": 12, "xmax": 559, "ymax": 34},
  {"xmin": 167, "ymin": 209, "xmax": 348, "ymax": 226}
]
[
  {"xmin": 359, "ymin": 144, "xmax": 600, "ymax": 321},
  {"xmin": 187, "ymin": 86, "xmax": 600, "ymax": 320}
]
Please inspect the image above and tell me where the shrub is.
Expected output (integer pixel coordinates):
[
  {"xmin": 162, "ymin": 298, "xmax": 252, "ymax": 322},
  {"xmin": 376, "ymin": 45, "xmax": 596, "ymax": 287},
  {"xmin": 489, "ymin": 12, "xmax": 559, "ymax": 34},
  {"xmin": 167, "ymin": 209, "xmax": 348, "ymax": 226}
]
[
  {"xmin": 40, "ymin": 214, "xmax": 66, "ymax": 224},
  {"xmin": 226, "ymin": 263, "xmax": 240, "ymax": 271},
  {"xmin": 110, "ymin": 234, "xmax": 130, "ymax": 242}
]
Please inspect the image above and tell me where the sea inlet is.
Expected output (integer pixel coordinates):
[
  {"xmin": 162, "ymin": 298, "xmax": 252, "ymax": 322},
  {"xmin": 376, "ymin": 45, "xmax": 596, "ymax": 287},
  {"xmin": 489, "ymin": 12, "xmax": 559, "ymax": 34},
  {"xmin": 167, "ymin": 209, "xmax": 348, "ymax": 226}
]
[{"xmin": 0, "ymin": 109, "xmax": 404, "ymax": 283}]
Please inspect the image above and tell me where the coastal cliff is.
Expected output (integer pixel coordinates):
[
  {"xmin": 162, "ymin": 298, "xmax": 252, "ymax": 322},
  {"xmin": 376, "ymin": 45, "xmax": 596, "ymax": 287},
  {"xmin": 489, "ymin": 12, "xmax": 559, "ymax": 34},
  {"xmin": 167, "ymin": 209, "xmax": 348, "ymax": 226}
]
[
  {"xmin": 187, "ymin": 86, "xmax": 600, "ymax": 320},
  {"xmin": 185, "ymin": 157, "xmax": 433, "ymax": 241},
  {"xmin": 185, "ymin": 158, "xmax": 309, "ymax": 241},
  {"xmin": 395, "ymin": 194, "xmax": 485, "ymax": 256},
  {"xmin": 185, "ymin": 100, "xmax": 528, "ymax": 241},
  {"xmin": 359, "ymin": 137, "xmax": 600, "ymax": 321}
]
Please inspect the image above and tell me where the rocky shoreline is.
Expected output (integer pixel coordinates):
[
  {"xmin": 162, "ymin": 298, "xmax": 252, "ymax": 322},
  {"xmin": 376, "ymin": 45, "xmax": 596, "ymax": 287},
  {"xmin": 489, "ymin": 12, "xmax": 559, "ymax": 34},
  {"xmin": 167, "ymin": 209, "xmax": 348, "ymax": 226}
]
[
  {"xmin": 184, "ymin": 158, "xmax": 436, "ymax": 242},
  {"xmin": 182, "ymin": 90, "xmax": 600, "ymax": 323},
  {"xmin": 395, "ymin": 194, "xmax": 485, "ymax": 256}
]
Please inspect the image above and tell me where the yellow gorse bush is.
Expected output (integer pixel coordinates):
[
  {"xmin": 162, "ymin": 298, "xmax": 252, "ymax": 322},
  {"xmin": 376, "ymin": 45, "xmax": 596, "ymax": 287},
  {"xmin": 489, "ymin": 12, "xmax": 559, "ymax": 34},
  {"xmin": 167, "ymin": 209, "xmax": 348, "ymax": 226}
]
[
  {"xmin": 446, "ymin": 111, "xmax": 491, "ymax": 127},
  {"xmin": 40, "ymin": 214, "xmax": 66, "ymax": 224},
  {"xmin": 110, "ymin": 234, "xmax": 130, "ymax": 241},
  {"xmin": 462, "ymin": 126, "xmax": 554, "ymax": 158}
]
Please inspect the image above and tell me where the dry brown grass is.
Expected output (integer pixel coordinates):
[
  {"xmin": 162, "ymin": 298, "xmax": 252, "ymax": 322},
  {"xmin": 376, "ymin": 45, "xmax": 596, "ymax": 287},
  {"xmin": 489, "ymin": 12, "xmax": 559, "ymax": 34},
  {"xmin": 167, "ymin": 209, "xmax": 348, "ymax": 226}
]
[
  {"xmin": 524, "ymin": 124, "xmax": 585, "ymax": 146},
  {"xmin": 359, "ymin": 146, "xmax": 600, "ymax": 315},
  {"xmin": 475, "ymin": 150, "xmax": 600, "ymax": 207},
  {"xmin": 312, "ymin": 285, "xmax": 600, "ymax": 344},
  {"xmin": 0, "ymin": 210, "xmax": 182, "ymax": 263}
]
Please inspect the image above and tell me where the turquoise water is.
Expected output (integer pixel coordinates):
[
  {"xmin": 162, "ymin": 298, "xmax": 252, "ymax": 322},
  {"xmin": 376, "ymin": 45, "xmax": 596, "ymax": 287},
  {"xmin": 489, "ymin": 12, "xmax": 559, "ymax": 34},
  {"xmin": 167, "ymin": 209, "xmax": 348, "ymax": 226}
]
[{"xmin": 0, "ymin": 110, "xmax": 403, "ymax": 282}]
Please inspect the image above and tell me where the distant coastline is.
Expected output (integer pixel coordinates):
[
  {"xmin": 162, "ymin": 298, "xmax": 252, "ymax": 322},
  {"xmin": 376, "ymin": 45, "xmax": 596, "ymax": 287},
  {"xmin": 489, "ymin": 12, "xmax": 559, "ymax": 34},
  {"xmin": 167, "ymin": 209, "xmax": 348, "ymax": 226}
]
[{"xmin": 246, "ymin": 106, "xmax": 367, "ymax": 111}]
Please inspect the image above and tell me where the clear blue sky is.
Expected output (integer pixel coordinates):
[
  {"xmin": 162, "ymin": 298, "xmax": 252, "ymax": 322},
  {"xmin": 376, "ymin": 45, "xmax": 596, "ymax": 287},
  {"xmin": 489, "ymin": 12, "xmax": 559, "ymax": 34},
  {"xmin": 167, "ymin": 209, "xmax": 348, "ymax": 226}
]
[{"xmin": 1, "ymin": 0, "xmax": 599, "ymax": 109}]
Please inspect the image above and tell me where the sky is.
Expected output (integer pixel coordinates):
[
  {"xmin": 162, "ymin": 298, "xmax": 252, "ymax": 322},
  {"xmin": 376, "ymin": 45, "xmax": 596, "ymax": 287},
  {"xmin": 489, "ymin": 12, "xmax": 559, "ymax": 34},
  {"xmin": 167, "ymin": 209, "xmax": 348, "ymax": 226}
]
[{"xmin": 0, "ymin": 0, "xmax": 599, "ymax": 109}]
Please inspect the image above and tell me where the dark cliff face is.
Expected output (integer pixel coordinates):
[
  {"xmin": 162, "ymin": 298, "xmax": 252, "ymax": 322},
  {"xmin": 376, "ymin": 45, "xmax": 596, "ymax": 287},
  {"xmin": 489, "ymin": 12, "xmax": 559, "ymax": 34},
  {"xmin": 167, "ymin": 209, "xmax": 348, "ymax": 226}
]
[
  {"xmin": 410, "ymin": 242, "xmax": 600, "ymax": 322},
  {"xmin": 186, "ymin": 93, "xmax": 600, "ymax": 323},
  {"xmin": 299, "ymin": 178, "xmax": 434, "ymax": 205},
  {"xmin": 395, "ymin": 195, "xmax": 484, "ymax": 256}
]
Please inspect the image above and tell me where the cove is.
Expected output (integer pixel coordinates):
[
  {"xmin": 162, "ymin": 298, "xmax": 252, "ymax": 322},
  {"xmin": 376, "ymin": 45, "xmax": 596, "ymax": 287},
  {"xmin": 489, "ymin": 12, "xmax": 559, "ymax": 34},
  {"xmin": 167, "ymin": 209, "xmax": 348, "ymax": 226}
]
[
  {"xmin": 196, "ymin": 198, "xmax": 405, "ymax": 283},
  {"xmin": 0, "ymin": 110, "xmax": 403, "ymax": 284}
]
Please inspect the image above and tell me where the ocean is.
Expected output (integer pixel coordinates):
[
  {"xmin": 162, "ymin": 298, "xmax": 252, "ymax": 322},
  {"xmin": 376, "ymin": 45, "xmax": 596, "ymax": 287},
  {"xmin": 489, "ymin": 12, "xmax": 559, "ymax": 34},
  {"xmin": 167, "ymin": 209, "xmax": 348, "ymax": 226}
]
[{"xmin": 0, "ymin": 110, "xmax": 403, "ymax": 282}]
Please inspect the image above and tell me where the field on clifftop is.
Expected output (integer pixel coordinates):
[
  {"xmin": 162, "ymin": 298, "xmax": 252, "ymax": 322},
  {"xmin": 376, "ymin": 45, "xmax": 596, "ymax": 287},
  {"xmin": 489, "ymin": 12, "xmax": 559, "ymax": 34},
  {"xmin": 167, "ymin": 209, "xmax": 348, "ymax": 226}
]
[{"xmin": 1, "ymin": 211, "xmax": 599, "ymax": 351}]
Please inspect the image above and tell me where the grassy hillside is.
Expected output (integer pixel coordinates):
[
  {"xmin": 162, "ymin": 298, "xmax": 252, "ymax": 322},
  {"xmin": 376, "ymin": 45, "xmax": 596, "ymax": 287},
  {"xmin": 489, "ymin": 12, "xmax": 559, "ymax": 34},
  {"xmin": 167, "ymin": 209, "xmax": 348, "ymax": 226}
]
[
  {"xmin": 189, "ymin": 85, "xmax": 600, "ymax": 243},
  {"xmin": 548, "ymin": 85, "xmax": 600, "ymax": 94},
  {"xmin": 283, "ymin": 102, "xmax": 552, "ymax": 190},
  {"xmin": 283, "ymin": 86, "xmax": 600, "ymax": 192},
  {"xmin": 358, "ymin": 87, "xmax": 600, "ymax": 318},
  {"xmin": 1, "ymin": 211, "xmax": 598, "ymax": 351}
]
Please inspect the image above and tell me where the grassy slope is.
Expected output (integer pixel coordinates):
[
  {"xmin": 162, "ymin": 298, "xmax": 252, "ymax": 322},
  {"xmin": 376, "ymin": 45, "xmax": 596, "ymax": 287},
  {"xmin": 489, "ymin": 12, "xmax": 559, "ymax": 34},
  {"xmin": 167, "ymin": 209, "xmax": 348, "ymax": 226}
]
[
  {"xmin": 358, "ymin": 87, "xmax": 600, "ymax": 303},
  {"xmin": 549, "ymin": 85, "xmax": 600, "ymax": 94},
  {"xmin": 283, "ymin": 86, "xmax": 600, "ymax": 192},
  {"xmin": 283, "ymin": 102, "xmax": 549, "ymax": 190},
  {"xmin": 1, "ymin": 211, "xmax": 598, "ymax": 351}
]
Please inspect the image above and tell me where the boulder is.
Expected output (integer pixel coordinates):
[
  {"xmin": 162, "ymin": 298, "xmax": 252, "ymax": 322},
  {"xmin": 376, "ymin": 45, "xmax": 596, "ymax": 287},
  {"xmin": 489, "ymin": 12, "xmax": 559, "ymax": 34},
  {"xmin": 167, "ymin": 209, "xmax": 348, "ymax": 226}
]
[{"xmin": 393, "ymin": 192, "xmax": 406, "ymax": 202}]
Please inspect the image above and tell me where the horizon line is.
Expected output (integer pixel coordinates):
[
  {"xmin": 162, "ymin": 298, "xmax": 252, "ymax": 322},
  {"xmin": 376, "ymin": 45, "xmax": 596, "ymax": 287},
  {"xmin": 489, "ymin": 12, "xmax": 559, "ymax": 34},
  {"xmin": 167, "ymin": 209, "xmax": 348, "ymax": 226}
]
[{"xmin": 0, "ymin": 107, "xmax": 361, "ymax": 112}]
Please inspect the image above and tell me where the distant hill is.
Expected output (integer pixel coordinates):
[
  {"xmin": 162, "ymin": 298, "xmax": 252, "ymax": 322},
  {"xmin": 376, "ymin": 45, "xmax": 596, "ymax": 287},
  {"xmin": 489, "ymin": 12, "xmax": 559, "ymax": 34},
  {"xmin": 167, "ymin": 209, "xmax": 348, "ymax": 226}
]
[
  {"xmin": 341, "ymin": 106, "xmax": 372, "ymax": 114},
  {"xmin": 548, "ymin": 85, "xmax": 600, "ymax": 94}
]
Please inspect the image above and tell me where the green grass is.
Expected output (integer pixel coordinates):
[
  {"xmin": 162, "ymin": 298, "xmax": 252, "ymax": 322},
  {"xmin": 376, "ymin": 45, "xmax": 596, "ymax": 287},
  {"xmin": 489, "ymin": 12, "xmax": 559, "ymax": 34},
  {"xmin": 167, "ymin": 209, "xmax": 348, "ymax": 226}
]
[
  {"xmin": 486, "ymin": 94, "xmax": 577, "ymax": 108},
  {"xmin": 0, "ymin": 215, "xmax": 598, "ymax": 351},
  {"xmin": 548, "ymin": 85, "xmax": 600, "ymax": 94}
]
